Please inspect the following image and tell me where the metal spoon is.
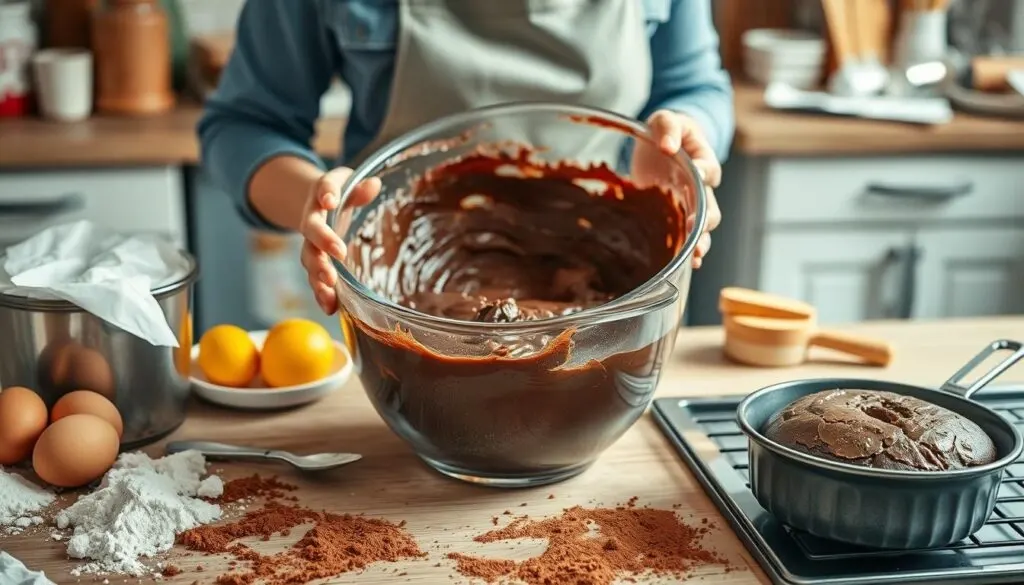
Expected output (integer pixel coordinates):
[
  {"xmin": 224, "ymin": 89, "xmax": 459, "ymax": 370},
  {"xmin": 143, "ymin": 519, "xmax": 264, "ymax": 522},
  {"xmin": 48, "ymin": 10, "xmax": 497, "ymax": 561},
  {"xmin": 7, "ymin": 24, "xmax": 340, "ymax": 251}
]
[{"xmin": 166, "ymin": 441, "xmax": 362, "ymax": 472}]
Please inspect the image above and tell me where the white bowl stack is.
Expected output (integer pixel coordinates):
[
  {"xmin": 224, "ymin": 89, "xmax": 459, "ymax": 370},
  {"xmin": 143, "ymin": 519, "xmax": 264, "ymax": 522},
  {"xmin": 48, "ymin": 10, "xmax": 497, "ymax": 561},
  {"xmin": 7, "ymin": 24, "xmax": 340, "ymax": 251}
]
[{"xmin": 743, "ymin": 29, "xmax": 827, "ymax": 90}]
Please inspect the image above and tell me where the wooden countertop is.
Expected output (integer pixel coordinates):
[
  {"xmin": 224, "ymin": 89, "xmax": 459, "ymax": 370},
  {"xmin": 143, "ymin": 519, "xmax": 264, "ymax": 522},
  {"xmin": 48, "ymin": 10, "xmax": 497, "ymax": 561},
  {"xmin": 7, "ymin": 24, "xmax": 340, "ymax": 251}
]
[
  {"xmin": 1, "ymin": 87, "xmax": 1022, "ymax": 168},
  {"xmin": 4, "ymin": 317, "xmax": 1023, "ymax": 584},
  {"xmin": 0, "ymin": 105, "xmax": 345, "ymax": 168},
  {"xmin": 732, "ymin": 84, "xmax": 1024, "ymax": 156}
]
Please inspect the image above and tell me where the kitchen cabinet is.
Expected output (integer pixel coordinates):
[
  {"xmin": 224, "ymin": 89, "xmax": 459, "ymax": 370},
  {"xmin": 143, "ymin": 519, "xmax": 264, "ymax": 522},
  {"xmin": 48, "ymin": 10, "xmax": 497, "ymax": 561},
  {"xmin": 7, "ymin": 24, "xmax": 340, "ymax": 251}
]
[
  {"xmin": 689, "ymin": 153, "xmax": 1024, "ymax": 326},
  {"xmin": 914, "ymin": 227, "xmax": 1024, "ymax": 319},
  {"xmin": 759, "ymin": 230, "xmax": 913, "ymax": 323},
  {"xmin": 0, "ymin": 167, "xmax": 188, "ymax": 249}
]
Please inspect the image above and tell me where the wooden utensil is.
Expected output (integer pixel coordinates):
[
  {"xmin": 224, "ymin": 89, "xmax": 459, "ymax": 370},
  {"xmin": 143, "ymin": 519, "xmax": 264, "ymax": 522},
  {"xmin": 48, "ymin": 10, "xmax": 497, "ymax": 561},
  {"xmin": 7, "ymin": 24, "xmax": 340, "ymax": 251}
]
[
  {"xmin": 970, "ymin": 56, "xmax": 1024, "ymax": 93},
  {"xmin": 723, "ymin": 313, "xmax": 894, "ymax": 367},
  {"xmin": 719, "ymin": 287, "xmax": 816, "ymax": 320},
  {"xmin": 822, "ymin": 0, "xmax": 854, "ymax": 71},
  {"xmin": 848, "ymin": 0, "xmax": 889, "ymax": 94}
]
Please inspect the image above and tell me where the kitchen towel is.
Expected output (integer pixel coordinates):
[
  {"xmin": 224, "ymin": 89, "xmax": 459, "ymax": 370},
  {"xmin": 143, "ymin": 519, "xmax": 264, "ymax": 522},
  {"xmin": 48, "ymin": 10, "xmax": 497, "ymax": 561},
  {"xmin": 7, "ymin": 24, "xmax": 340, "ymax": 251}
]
[
  {"xmin": 0, "ymin": 552, "xmax": 57, "ymax": 585},
  {"xmin": 0, "ymin": 220, "xmax": 190, "ymax": 347}
]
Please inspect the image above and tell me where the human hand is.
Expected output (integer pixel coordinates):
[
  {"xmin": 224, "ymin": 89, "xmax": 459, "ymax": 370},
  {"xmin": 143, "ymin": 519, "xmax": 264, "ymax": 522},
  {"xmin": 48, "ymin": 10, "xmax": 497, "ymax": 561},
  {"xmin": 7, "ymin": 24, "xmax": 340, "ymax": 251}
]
[
  {"xmin": 634, "ymin": 110, "xmax": 723, "ymax": 270},
  {"xmin": 298, "ymin": 167, "xmax": 382, "ymax": 314}
]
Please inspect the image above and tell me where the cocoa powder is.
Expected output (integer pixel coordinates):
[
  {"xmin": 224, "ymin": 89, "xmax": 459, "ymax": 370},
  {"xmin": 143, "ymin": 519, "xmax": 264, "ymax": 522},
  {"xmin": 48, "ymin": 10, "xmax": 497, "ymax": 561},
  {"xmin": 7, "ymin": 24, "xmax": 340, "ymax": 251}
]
[
  {"xmin": 217, "ymin": 474, "xmax": 298, "ymax": 503},
  {"xmin": 448, "ymin": 503, "xmax": 728, "ymax": 584},
  {"xmin": 179, "ymin": 502, "xmax": 425, "ymax": 585}
]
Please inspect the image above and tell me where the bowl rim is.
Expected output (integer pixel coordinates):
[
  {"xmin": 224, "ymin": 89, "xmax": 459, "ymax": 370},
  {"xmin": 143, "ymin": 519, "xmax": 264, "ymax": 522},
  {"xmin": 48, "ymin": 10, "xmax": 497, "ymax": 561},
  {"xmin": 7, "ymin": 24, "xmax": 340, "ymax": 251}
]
[
  {"xmin": 736, "ymin": 377, "xmax": 1024, "ymax": 481},
  {"xmin": 328, "ymin": 101, "xmax": 707, "ymax": 334},
  {"xmin": 741, "ymin": 28, "xmax": 826, "ymax": 50}
]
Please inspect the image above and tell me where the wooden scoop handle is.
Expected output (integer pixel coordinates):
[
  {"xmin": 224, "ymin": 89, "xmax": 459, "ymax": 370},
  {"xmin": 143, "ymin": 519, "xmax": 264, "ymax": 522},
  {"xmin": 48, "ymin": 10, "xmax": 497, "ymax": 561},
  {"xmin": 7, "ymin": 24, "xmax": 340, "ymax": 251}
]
[
  {"xmin": 809, "ymin": 330, "xmax": 894, "ymax": 366},
  {"xmin": 822, "ymin": 0, "xmax": 854, "ymax": 66}
]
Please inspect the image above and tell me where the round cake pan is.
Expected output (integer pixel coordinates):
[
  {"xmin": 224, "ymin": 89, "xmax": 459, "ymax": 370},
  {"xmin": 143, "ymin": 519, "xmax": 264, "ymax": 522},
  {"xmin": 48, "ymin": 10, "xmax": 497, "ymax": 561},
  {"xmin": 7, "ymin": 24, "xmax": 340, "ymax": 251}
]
[{"xmin": 736, "ymin": 339, "xmax": 1024, "ymax": 550}]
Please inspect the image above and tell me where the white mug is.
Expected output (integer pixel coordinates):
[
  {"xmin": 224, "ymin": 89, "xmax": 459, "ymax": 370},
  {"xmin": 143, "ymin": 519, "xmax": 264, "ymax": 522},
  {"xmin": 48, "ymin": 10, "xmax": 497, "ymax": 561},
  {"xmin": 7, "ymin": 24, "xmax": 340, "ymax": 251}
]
[{"xmin": 32, "ymin": 49, "xmax": 93, "ymax": 122}]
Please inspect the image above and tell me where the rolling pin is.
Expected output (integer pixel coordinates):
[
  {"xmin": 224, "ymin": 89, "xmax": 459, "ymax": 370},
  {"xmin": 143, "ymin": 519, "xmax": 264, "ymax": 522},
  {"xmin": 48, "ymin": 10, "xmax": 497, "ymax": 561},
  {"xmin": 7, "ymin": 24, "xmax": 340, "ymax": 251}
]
[
  {"xmin": 969, "ymin": 55, "xmax": 1024, "ymax": 93},
  {"xmin": 723, "ymin": 313, "xmax": 894, "ymax": 367}
]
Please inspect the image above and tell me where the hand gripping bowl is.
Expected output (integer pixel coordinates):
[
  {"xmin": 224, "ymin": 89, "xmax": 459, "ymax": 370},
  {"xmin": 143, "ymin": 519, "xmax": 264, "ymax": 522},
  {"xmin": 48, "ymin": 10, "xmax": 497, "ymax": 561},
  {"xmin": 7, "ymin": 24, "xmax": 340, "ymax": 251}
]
[
  {"xmin": 326, "ymin": 103, "xmax": 707, "ymax": 487},
  {"xmin": 737, "ymin": 339, "xmax": 1024, "ymax": 550}
]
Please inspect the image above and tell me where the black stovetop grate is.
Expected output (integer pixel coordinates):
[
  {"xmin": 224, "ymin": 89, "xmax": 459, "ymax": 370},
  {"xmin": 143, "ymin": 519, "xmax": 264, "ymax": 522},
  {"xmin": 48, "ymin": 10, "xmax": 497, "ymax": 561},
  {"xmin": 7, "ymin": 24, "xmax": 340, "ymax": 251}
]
[{"xmin": 653, "ymin": 386, "xmax": 1024, "ymax": 585}]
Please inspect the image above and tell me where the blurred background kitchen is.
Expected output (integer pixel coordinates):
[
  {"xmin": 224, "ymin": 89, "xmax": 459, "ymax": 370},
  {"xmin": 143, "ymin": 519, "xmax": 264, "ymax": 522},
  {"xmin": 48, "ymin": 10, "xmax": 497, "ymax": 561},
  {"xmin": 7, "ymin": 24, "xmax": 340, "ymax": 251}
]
[{"xmin": 0, "ymin": 0, "xmax": 1021, "ymax": 337}]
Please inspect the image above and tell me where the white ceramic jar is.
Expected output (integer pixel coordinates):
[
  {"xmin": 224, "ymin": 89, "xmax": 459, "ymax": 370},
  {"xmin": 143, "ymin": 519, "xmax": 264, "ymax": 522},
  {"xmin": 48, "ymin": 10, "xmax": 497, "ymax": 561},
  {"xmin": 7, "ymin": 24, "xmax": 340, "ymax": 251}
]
[{"xmin": 0, "ymin": 0, "xmax": 37, "ymax": 117}]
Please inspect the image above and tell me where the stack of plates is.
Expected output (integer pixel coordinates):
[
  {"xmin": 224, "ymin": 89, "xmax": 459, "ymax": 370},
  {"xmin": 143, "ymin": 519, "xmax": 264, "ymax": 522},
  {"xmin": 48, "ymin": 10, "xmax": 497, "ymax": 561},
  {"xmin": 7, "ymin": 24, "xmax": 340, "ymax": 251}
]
[{"xmin": 743, "ymin": 29, "xmax": 827, "ymax": 90}]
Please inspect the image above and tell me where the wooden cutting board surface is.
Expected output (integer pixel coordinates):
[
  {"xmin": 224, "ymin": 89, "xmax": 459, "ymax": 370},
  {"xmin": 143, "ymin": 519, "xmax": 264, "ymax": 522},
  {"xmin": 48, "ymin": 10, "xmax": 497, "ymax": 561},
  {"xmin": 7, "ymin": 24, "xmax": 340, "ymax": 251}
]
[{"xmin": 3, "ymin": 317, "xmax": 1023, "ymax": 584}]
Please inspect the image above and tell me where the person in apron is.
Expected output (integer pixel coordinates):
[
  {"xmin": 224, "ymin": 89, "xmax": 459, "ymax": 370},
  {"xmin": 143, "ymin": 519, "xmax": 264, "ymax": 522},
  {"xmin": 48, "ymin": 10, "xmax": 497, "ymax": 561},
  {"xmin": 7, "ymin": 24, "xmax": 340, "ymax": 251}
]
[{"xmin": 200, "ymin": 0, "xmax": 733, "ymax": 315}]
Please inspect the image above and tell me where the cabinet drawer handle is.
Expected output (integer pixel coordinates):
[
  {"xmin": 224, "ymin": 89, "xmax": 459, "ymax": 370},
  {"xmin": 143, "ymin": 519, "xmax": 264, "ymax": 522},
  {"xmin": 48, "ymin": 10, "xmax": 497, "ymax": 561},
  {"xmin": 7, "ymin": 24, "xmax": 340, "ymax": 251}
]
[
  {"xmin": 884, "ymin": 244, "xmax": 922, "ymax": 319},
  {"xmin": 866, "ymin": 181, "xmax": 973, "ymax": 202},
  {"xmin": 0, "ymin": 194, "xmax": 84, "ymax": 216}
]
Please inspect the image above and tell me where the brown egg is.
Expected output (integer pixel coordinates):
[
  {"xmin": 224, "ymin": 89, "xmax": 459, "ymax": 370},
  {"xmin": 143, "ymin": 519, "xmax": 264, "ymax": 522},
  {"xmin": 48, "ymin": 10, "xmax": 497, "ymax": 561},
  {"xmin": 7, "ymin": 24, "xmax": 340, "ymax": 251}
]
[
  {"xmin": 33, "ymin": 414, "xmax": 120, "ymax": 488},
  {"xmin": 40, "ymin": 341, "xmax": 115, "ymax": 398},
  {"xmin": 0, "ymin": 387, "xmax": 49, "ymax": 465},
  {"xmin": 51, "ymin": 390, "xmax": 124, "ymax": 438}
]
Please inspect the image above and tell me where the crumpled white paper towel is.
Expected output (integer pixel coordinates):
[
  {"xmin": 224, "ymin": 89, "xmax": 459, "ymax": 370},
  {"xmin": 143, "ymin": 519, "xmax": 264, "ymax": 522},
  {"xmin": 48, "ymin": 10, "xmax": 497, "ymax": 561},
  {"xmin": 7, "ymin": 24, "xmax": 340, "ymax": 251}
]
[
  {"xmin": 0, "ymin": 552, "xmax": 56, "ymax": 585},
  {"xmin": 0, "ymin": 221, "xmax": 191, "ymax": 347}
]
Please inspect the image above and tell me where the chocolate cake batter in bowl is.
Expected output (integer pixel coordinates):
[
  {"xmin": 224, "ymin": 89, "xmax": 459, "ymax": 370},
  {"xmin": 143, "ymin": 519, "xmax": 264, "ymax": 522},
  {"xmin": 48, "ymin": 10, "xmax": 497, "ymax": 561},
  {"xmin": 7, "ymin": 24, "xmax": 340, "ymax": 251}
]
[
  {"xmin": 327, "ymin": 103, "xmax": 706, "ymax": 487},
  {"xmin": 737, "ymin": 339, "xmax": 1024, "ymax": 549}
]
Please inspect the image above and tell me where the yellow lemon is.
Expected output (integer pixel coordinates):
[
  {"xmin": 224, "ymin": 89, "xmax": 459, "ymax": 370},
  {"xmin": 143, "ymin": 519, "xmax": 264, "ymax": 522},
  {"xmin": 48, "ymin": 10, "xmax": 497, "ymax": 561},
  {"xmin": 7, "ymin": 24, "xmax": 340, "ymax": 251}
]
[
  {"xmin": 197, "ymin": 325, "xmax": 259, "ymax": 387},
  {"xmin": 260, "ymin": 319, "xmax": 335, "ymax": 388}
]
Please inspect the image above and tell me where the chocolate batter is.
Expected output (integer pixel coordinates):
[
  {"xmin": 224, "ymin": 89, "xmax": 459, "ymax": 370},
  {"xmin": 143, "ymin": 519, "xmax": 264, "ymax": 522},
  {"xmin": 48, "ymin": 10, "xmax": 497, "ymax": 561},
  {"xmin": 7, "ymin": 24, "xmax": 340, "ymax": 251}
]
[
  {"xmin": 763, "ymin": 389, "xmax": 997, "ymax": 471},
  {"xmin": 343, "ymin": 149, "xmax": 688, "ymax": 474},
  {"xmin": 349, "ymin": 149, "xmax": 685, "ymax": 322}
]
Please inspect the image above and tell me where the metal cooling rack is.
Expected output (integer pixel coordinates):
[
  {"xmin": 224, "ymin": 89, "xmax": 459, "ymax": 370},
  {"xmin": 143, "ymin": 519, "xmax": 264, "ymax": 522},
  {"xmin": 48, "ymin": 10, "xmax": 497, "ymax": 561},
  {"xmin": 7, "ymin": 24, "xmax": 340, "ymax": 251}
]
[{"xmin": 653, "ymin": 385, "xmax": 1024, "ymax": 585}]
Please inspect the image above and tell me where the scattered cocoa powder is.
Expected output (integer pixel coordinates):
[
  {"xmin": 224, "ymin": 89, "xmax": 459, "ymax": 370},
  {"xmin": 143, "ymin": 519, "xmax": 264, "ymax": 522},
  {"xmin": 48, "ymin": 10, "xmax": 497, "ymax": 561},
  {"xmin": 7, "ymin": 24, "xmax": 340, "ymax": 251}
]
[
  {"xmin": 162, "ymin": 565, "xmax": 182, "ymax": 577},
  {"xmin": 180, "ymin": 502, "xmax": 318, "ymax": 552},
  {"xmin": 217, "ymin": 475, "xmax": 298, "ymax": 503},
  {"xmin": 179, "ymin": 502, "xmax": 425, "ymax": 585},
  {"xmin": 447, "ymin": 503, "xmax": 728, "ymax": 585}
]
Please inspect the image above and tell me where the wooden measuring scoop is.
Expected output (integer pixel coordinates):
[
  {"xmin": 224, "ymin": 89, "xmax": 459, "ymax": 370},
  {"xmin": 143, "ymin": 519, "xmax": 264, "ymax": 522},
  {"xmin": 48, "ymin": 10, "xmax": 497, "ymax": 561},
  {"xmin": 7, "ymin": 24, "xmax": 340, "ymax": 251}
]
[
  {"xmin": 723, "ymin": 313, "xmax": 894, "ymax": 367},
  {"xmin": 719, "ymin": 287, "xmax": 816, "ymax": 320}
]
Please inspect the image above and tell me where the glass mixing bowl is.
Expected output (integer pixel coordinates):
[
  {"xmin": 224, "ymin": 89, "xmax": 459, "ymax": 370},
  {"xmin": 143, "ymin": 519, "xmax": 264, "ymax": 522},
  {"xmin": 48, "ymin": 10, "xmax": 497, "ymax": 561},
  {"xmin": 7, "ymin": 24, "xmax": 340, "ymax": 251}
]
[{"xmin": 328, "ymin": 103, "xmax": 707, "ymax": 487}]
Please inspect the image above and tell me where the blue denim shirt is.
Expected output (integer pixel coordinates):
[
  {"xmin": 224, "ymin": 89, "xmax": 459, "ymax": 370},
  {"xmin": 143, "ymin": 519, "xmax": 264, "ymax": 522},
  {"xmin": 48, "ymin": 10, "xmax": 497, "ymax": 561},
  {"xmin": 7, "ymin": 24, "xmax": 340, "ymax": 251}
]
[{"xmin": 199, "ymin": 0, "xmax": 735, "ymax": 231}]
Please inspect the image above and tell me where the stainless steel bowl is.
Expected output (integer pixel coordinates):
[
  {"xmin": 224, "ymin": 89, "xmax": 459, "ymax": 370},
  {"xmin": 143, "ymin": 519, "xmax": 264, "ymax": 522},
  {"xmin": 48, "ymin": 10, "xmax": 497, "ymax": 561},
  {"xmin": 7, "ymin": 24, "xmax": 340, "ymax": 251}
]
[{"xmin": 0, "ymin": 253, "xmax": 198, "ymax": 449}]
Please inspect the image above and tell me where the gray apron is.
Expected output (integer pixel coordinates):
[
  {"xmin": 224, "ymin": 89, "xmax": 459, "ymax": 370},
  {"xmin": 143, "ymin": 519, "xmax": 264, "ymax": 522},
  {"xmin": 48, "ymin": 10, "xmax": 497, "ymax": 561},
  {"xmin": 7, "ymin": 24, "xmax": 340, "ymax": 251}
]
[{"xmin": 352, "ymin": 0, "xmax": 653, "ymax": 166}]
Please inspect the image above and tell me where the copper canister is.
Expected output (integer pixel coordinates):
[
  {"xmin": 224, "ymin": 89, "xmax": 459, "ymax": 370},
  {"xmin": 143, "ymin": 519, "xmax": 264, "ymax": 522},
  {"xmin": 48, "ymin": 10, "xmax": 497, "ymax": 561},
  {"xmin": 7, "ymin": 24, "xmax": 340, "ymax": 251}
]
[{"xmin": 91, "ymin": 0, "xmax": 174, "ymax": 115}]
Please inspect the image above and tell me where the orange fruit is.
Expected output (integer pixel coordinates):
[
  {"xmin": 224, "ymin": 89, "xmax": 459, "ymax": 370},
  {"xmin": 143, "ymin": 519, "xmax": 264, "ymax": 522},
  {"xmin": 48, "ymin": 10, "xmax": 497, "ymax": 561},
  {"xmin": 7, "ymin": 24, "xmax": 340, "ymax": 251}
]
[
  {"xmin": 197, "ymin": 325, "xmax": 260, "ymax": 387},
  {"xmin": 260, "ymin": 319, "xmax": 335, "ymax": 388}
]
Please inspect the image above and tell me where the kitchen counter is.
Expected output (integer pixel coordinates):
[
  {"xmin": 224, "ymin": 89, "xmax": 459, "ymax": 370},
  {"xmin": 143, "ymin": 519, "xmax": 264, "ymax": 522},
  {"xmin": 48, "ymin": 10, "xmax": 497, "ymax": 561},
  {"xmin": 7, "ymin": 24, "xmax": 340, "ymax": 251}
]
[
  {"xmin": 1, "ymin": 87, "xmax": 1023, "ymax": 168},
  {"xmin": 3, "ymin": 316, "xmax": 1022, "ymax": 584},
  {"xmin": 733, "ymin": 84, "xmax": 1024, "ymax": 156},
  {"xmin": 0, "ymin": 105, "xmax": 345, "ymax": 168}
]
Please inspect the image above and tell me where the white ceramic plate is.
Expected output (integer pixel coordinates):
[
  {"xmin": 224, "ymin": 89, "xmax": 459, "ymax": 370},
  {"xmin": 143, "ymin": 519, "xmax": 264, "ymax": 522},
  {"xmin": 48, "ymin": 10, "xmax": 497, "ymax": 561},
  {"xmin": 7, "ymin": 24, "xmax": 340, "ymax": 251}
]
[{"xmin": 189, "ymin": 330, "xmax": 352, "ymax": 410}]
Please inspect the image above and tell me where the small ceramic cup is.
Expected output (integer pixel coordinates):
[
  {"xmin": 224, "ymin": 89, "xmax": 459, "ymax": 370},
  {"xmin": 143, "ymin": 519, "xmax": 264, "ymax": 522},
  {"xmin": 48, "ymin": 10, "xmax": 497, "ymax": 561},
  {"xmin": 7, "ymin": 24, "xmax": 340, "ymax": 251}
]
[{"xmin": 32, "ymin": 49, "xmax": 93, "ymax": 122}]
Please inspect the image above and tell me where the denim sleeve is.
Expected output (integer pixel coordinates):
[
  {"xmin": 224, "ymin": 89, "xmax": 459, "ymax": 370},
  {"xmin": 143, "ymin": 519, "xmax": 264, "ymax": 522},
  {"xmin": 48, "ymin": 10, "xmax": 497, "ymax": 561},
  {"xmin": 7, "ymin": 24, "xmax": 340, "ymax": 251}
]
[
  {"xmin": 643, "ymin": 0, "xmax": 735, "ymax": 162},
  {"xmin": 196, "ymin": 0, "xmax": 336, "ymax": 231}
]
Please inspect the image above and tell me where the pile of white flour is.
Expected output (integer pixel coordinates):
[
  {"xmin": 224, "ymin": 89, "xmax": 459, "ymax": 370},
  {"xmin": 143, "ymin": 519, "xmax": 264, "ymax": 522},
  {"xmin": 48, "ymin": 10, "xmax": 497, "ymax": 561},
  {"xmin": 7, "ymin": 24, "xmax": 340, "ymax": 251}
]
[
  {"xmin": 0, "ymin": 467, "xmax": 56, "ymax": 535},
  {"xmin": 56, "ymin": 450, "xmax": 224, "ymax": 576}
]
